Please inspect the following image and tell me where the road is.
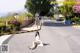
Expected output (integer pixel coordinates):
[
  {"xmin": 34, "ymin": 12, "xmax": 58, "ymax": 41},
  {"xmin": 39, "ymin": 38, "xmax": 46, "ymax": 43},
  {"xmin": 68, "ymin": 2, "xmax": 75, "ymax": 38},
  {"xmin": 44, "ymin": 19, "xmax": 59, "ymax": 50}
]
[{"xmin": 6, "ymin": 19, "xmax": 80, "ymax": 53}]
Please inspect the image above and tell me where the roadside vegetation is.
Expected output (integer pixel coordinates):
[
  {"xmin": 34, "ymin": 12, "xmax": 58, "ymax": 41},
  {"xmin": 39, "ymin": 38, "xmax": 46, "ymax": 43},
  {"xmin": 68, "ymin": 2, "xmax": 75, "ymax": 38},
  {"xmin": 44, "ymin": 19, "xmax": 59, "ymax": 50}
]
[
  {"xmin": 51, "ymin": 0, "xmax": 80, "ymax": 25},
  {"xmin": 0, "ymin": 12, "xmax": 35, "ymax": 36}
]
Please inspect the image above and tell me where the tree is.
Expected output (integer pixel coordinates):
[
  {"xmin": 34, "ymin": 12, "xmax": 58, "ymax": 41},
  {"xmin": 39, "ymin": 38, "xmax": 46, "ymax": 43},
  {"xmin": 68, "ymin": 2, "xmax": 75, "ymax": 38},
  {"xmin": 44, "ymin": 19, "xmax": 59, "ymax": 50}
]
[
  {"xmin": 59, "ymin": 0, "xmax": 75, "ymax": 20},
  {"xmin": 25, "ymin": 0, "xmax": 52, "ymax": 16},
  {"xmin": 73, "ymin": 0, "xmax": 80, "ymax": 16}
]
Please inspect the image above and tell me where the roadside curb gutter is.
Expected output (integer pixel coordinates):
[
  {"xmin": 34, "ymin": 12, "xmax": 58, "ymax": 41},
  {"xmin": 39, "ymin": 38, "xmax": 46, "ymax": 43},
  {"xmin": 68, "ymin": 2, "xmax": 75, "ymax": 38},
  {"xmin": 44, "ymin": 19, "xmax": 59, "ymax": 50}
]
[
  {"xmin": 73, "ymin": 25, "xmax": 80, "ymax": 28},
  {"xmin": 0, "ymin": 35, "xmax": 12, "ymax": 52},
  {"xmin": 72, "ymin": 25, "xmax": 80, "ymax": 30}
]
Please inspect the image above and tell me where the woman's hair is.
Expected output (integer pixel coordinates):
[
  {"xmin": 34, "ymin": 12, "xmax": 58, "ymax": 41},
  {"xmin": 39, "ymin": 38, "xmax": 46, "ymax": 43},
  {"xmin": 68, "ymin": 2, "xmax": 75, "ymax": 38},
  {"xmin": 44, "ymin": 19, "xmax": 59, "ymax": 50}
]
[{"xmin": 35, "ymin": 31, "xmax": 40, "ymax": 37}]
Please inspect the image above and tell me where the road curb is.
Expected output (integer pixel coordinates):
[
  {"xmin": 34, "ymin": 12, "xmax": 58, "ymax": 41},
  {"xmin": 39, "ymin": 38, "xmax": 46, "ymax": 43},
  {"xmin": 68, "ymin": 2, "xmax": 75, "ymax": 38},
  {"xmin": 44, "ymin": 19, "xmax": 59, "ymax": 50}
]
[
  {"xmin": 0, "ymin": 34, "xmax": 13, "ymax": 52},
  {"xmin": 72, "ymin": 25, "xmax": 80, "ymax": 30},
  {"xmin": 0, "ymin": 35, "xmax": 12, "ymax": 45},
  {"xmin": 72, "ymin": 25, "xmax": 80, "ymax": 28}
]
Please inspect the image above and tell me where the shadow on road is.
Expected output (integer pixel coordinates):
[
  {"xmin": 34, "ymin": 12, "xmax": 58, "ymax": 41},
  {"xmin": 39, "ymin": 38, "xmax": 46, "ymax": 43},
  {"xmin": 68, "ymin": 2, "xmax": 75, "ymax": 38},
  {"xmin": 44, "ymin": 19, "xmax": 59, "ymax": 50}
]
[
  {"xmin": 3, "ymin": 34, "xmax": 14, "ymax": 44},
  {"xmin": 43, "ymin": 43, "xmax": 50, "ymax": 46},
  {"xmin": 43, "ymin": 21, "xmax": 73, "ymax": 27}
]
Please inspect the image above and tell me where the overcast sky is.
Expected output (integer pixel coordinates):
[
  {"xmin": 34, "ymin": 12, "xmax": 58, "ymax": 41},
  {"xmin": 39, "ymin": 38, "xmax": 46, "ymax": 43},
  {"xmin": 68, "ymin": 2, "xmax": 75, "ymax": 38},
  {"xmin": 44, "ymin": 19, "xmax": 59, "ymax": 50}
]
[
  {"xmin": 0, "ymin": 0, "xmax": 65, "ymax": 16},
  {"xmin": 0, "ymin": 0, "xmax": 26, "ymax": 14}
]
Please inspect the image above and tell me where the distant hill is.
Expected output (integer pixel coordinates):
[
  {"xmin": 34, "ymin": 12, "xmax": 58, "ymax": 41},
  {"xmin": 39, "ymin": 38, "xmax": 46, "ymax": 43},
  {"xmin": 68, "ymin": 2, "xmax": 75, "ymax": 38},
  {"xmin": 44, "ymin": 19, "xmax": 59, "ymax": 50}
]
[
  {"xmin": 0, "ymin": 13, "xmax": 7, "ymax": 17},
  {"xmin": 0, "ymin": 9, "xmax": 27, "ymax": 17}
]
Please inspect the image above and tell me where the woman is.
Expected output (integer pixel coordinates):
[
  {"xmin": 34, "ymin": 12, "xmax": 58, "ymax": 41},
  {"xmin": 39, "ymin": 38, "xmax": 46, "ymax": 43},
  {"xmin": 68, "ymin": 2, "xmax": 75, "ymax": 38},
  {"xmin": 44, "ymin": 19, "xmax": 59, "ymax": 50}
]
[{"xmin": 29, "ymin": 31, "xmax": 43, "ymax": 50}]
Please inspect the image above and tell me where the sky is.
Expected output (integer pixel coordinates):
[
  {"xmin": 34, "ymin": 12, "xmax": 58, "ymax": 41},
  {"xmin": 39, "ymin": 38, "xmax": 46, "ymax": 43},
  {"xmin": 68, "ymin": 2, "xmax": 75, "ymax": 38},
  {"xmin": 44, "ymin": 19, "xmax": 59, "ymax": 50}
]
[
  {"xmin": 0, "ymin": 0, "xmax": 26, "ymax": 16},
  {"xmin": 0, "ymin": 0, "xmax": 64, "ymax": 16}
]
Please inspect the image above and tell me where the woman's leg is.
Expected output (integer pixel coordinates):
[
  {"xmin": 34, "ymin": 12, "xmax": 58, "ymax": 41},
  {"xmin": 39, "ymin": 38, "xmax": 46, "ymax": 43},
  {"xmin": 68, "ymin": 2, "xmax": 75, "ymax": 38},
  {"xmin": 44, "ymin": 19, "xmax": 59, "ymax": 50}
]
[
  {"xmin": 29, "ymin": 41, "xmax": 38, "ymax": 50},
  {"xmin": 38, "ymin": 40, "xmax": 43, "ymax": 46}
]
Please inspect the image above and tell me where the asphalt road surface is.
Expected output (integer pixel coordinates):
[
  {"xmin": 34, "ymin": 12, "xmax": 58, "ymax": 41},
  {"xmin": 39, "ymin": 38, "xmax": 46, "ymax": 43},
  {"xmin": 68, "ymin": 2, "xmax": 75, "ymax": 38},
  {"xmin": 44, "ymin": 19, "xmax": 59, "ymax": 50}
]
[{"xmin": 6, "ymin": 19, "xmax": 80, "ymax": 53}]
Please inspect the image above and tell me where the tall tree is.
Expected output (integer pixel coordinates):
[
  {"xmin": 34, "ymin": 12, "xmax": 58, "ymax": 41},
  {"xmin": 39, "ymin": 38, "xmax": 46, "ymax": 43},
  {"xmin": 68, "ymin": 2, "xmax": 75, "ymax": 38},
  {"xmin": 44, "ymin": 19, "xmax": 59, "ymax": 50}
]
[
  {"xmin": 59, "ymin": 0, "xmax": 75, "ymax": 20},
  {"xmin": 25, "ymin": 0, "xmax": 52, "ymax": 16},
  {"xmin": 73, "ymin": 0, "xmax": 80, "ymax": 13}
]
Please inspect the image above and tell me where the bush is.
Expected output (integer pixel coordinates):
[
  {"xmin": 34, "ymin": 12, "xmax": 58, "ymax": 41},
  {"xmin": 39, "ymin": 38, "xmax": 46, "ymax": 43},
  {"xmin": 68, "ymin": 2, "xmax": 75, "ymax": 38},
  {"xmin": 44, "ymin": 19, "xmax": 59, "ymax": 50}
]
[
  {"xmin": 26, "ymin": 13, "xmax": 33, "ymax": 17},
  {"xmin": 72, "ymin": 17, "xmax": 80, "ymax": 24},
  {"xmin": 0, "ymin": 23, "xmax": 6, "ymax": 32},
  {"xmin": 25, "ymin": 13, "xmax": 33, "ymax": 20},
  {"xmin": 0, "ymin": 13, "xmax": 35, "ymax": 35},
  {"xmin": 21, "ymin": 18, "xmax": 35, "ymax": 27},
  {"xmin": 8, "ymin": 20, "xmax": 21, "ymax": 31},
  {"xmin": 0, "ymin": 23, "xmax": 14, "ymax": 34}
]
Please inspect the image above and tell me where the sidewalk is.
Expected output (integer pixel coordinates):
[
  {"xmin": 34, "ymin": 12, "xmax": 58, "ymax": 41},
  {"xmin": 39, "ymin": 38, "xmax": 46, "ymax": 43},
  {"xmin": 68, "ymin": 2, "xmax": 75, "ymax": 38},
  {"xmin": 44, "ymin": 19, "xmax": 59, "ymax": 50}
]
[
  {"xmin": 21, "ymin": 20, "xmax": 42, "ymax": 32},
  {"xmin": 21, "ymin": 25, "xmax": 41, "ymax": 32}
]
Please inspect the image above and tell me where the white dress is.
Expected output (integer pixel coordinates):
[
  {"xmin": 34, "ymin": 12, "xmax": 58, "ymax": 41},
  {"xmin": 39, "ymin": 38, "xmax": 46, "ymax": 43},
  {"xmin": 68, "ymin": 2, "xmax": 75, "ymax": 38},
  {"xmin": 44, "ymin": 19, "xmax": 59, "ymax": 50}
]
[{"xmin": 35, "ymin": 35, "xmax": 43, "ymax": 46}]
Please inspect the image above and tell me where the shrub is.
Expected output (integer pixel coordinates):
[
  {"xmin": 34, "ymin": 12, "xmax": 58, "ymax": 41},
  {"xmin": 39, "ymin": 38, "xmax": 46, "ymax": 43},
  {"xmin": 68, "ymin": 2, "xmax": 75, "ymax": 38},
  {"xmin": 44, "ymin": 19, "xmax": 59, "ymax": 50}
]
[
  {"xmin": 21, "ymin": 18, "xmax": 35, "ymax": 27},
  {"xmin": 8, "ymin": 20, "xmax": 21, "ymax": 31},
  {"xmin": 72, "ymin": 16, "xmax": 80, "ymax": 24},
  {"xmin": 26, "ymin": 13, "xmax": 33, "ymax": 17},
  {"xmin": 25, "ymin": 13, "xmax": 33, "ymax": 20},
  {"xmin": 0, "ymin": 23, "xmax": 6, "ymax": 32}
]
